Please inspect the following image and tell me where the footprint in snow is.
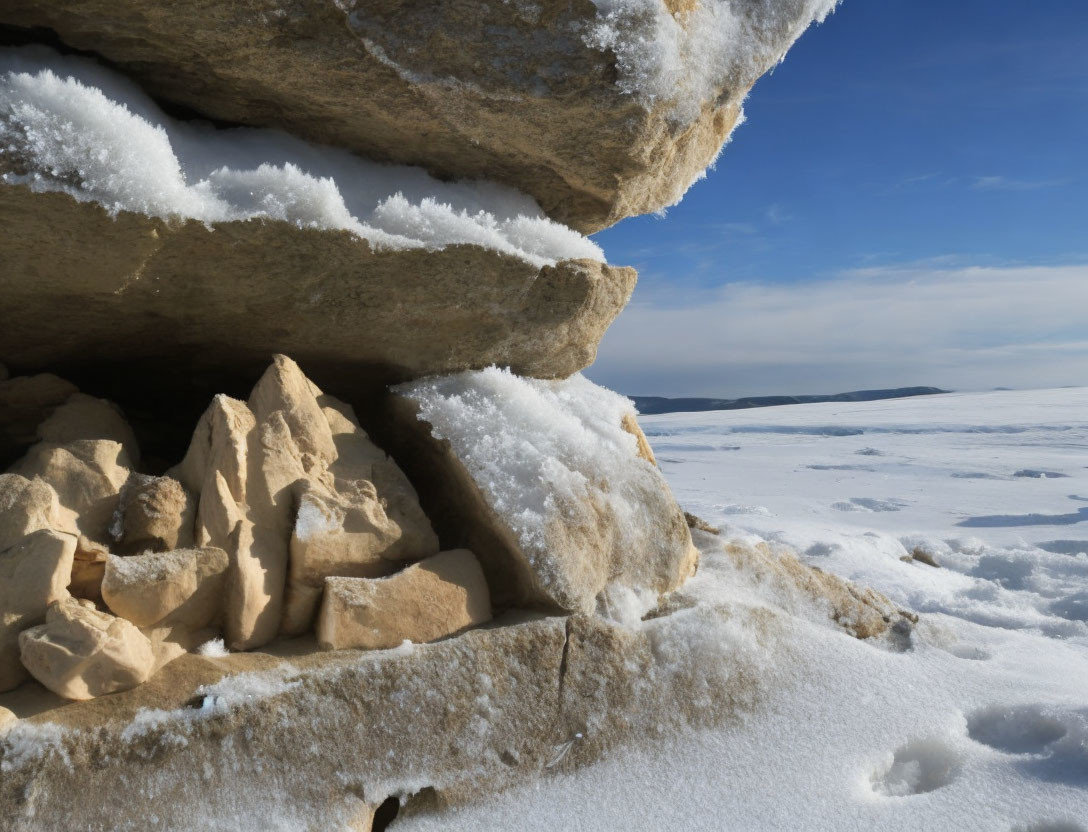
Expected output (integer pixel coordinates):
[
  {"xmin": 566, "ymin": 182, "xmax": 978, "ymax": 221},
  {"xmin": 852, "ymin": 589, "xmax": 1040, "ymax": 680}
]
[
  {"xmin": 967, "ymin": 705, "xmax": 1067, "ymax": 754},
  {"xmin": 870, "ymin": 738, "xmax": 962, "ymax": 796},
  {"xmin": 1014, "ymin": 469, "xmax": 1070, "ymax": 479},
  {"xmin": 1012, "ymin": 822, "xmax": 1088, "ymax": 832},
  {"xmin": 943, "ymin": 643, "xmax": 992, "ymax": 661},
  {"xmin": 967, "ymin": 704, "xmax": 1088, "ymax": 787}
]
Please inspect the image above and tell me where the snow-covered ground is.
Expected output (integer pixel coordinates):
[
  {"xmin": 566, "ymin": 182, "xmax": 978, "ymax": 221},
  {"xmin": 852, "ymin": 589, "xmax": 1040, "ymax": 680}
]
[
  {"xmin": 395, "ymin": 388, "xmax": 1088, "ymax": 831},
  {"xmin": 652, "ymin": 387, "xmax": 1088, "ymax": 642}
]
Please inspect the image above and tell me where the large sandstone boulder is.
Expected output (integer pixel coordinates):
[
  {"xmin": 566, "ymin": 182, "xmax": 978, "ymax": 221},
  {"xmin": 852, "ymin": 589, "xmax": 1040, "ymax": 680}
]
[
  {"xmin": 0, "ymin": 188, "xmax": 634, "ymax": 393},
  {"xmin": 317, "ymin": 549, "xmax": 492, "ymax": 651},
  {"xmin": 1, "ymin": 0, "xmax": 835, "ymax": 231},
  {"xmin": 101, "ymin": 547, "xmax": 229, "ymax": 630},
  {"xmin": 385, "ymin": 368, "xmax": 698, "ymax": 614},
  {"xmin": 0, "ymin": 601, "xmax": 779, "ymax": 829},
  {"xmin": 18, "ymin": 597, "xmax": 155, "ymax": 700},
  {"xmin": 0, "ymin": 530, "xmax": 75, "ymax": 692},
  {"xmin": 172, "ymin": 356, "xmax": 438, "ymax": 649}
]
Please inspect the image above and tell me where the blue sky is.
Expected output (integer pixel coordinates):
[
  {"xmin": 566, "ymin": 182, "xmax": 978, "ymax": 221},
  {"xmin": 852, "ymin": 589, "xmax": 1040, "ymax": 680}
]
[{"xmin": 586, "ymin": 0, "xmax": 1088, "ymax": 397}]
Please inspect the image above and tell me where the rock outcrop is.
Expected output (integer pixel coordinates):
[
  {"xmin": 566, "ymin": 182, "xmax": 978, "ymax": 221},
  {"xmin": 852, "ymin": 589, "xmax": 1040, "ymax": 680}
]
[
  {"xmin": 0, "ymin": 187, "xmax": 634, "ymax": 390},
  {"xmin": 317, "ymin": 549, "xmax": 492, "ymax": 651},
  {"xmin": 0, "ymin": 5, "xmax": 912, "ymax": 828},
  {"xmin": 0, "ymin": 529, "xmax": 913, "ymax": 830},
  {"xmin": 387, "ymin": 368, "xmax": 699, "ymax": 614},
  {"xmin": 1, "ymin": 0, "xmax": 837, "ymax": 232}
]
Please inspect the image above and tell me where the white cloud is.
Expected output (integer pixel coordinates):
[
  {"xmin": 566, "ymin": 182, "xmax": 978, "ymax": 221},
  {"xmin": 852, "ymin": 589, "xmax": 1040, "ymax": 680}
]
[
  {"xmin": 970, "ymin": 175, "xmax": 1070, "ymax": 191},
  {"xmin": 586, "ymin": 263, "xmax": 1088, "ymax": 396}
]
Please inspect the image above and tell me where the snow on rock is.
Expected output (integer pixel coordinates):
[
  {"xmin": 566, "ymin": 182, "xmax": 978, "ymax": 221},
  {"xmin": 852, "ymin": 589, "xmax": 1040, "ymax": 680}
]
[
  {"xmin": 0, "ymin": 1, "xmax": 839, "ymax": 231},
  {"xmin": 0, "ymin": 47, "xmax": 602, "ymax": 269},
  {"xmin": 587, "ymin": 0, "xmax": 839, "ymax": 121},
  {"xmin": 392, "ymin": 368, "xmax": 698, "ymax": 613}
]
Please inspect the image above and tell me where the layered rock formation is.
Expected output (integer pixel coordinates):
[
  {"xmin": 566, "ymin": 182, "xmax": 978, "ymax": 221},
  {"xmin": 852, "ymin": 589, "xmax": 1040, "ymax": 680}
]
[
  {"xmin": 2, "ymin": 0, "xmax": 837, "ymax": 231},
  {"xmin": 0, "ymin": 187, "xmax": 634, "ymax": 387},
  {"xmin": 0, "ymin": 4, "xmax": 900, "ymax": 829}
]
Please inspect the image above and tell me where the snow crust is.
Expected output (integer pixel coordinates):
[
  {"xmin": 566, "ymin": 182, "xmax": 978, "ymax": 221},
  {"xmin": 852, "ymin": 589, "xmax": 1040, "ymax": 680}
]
[
  {"xmin": 0, "ymin": 47, "xmax": 603, "ymax": 269},
  {"xmin": 586, "ymin": 0, "xmax": 839, "ymax": 121},
  {"xmin": 394, "ymin": 387, "xmax": 1088, "ymax": 831}
]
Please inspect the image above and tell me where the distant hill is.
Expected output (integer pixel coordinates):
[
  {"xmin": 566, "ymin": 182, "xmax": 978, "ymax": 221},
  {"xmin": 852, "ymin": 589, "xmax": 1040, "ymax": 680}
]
[{"xmin": 630, "ymin": 386, "xmax": 950, "ymax": 415}]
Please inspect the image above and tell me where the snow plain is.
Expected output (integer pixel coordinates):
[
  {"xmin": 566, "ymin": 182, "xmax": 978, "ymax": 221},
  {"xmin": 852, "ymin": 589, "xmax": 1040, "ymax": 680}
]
[{"xmin": 395, "ymin": 388, "xmax": 1088, "ymax": 831}]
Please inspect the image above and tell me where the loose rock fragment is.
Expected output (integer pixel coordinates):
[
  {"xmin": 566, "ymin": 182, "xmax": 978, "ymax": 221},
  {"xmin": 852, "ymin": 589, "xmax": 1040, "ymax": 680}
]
[
  {"xmin": 172, "ymin": 356, "xmax": 437, "ymax": 650},
  {"xmin": 19, "ymin": 597, "xmax": 155, "ymax": 700},
  {"xmin": 317, "ymin": 549, "xmax": 492, "ymax": 651},
  {"xmin": 11, "ymin": 439, "xmax": 133, "ymax": 544},
  {"xmin": 101, "ymin": 547, "xmax": 229, "ymax": 629},
  {"xmin": 112, "ymin": 474, "xmax": 196, "ymax": 555}
]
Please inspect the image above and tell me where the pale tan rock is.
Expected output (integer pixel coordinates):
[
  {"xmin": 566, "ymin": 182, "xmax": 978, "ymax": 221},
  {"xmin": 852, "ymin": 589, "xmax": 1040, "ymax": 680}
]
[
  {"xmin": 69, "ymin": 538, "xmax": 108, "ymax": 604},
  {"xmin": 35, "ymin": 393, "xmax": 139, "ymax": 463},
  {"xmin": 621, "ymin": 413, "xmax": 658, "ymax": 466},
  {"xmin": 172, "ymin": 358, "xmax": 437, "ymax": 648},
  {"xmin": 0, "ymin": 529, "xmax": 76, "ymax": 692},
  {"xmin": 281, "ymin": 387, "xmax": 439, "ymax": 635},
  {"xmin": 317, "ymin": 549, "xmax": 491, "ymax": 651},
  {"xmin": 382, "ymin": 388, "xmax": 698, "ymax": 614},
  {"xmin": 0, "ymin": 0, "xmax": 829, "ymax": 231},
  {"xmin": 711, "ymin": 534, "xmax": 915, "ymax": 640},
  {"xmin": 112, "ymin": 474, "xmax": 196, "ymax": 554},
  {"xmin": 0, "ymin": 473, "xmax": 61, "ymax": 551},
  {"xmin": 102, "ymin": 547, "xmax": 229, "ymax": 629},
  {"xmin": 18, "ymin": 597, "xmax": 155, "ymax": 700},
  {"xmin": 0, "ymin": 598, "xmax": 789, "ymax": 829},
  {"xmin": 0, "ymin": 373, "xmax": 77, "ymax": 460},
  {"xmin": 0, "ymin": 189, "xmax": 634, "ymax": 390},
  {"xmin": 11, "ymin": 439, "xmax": 133, "ymax": 544},
  {"xmin": 0, "ymin": 705, "xmax": 15, "ymax": 732}
]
